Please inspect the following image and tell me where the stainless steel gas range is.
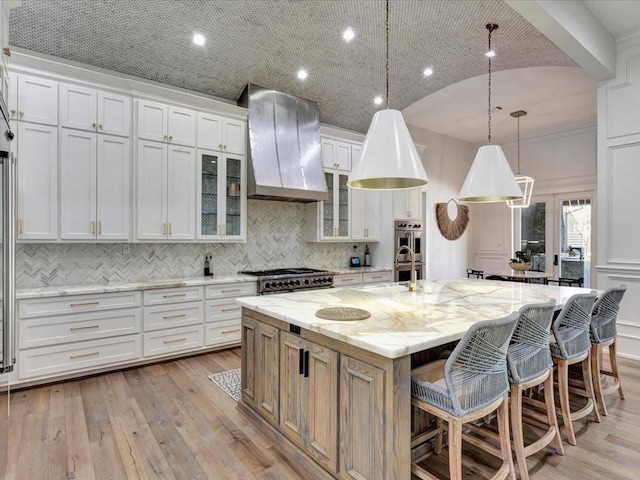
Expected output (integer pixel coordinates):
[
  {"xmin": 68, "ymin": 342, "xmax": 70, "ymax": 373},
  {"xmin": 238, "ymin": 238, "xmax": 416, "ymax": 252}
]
[{"xmin": 239, "ymin": 268, "xmax": 334, "ymax": 295}]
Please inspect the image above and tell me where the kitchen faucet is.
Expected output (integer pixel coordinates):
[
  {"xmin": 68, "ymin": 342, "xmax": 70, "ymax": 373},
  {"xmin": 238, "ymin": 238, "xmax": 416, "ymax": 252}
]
[{"xmin": 395, "ymin": 245, "xmax": 417, "ymax": 292}]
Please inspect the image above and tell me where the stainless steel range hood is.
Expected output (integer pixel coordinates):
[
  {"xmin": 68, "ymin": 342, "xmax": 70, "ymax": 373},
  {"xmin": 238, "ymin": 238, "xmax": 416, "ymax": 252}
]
[{"xmin": 238, "ymin": 84, "xmax": 328, "ymax": 202}]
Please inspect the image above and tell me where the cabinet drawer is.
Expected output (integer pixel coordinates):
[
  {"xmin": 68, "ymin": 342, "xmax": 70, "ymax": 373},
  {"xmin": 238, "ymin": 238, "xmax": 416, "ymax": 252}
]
[
  {"xmin": 205, "ymin": 298, "xmax": 243, "ymax": 323},
  {"xmin": 143, "ymin": 286, "xmax": 203, "ymax": 306},
  {"xmin": 143, "ymin": 325, "xmax": 204, "ymax": 357},
  {"xmin": 18, "ymin": 335, "xmax": 141, "ymax": 380},
  {"xmin": 205, "ymin": 319, "xmax": 241, "ymax": 347},
  {"xmin": 143, "ymin": 302, "xmax": 203, "ymax": 332},
  {"xmin": 205, "ymin": 282, "xmax": 256, "ymax": 299},
  {"xmin": 19, "ymin": 291, "xmax": 142, "ymax": 318},
  {"xmin": 333, "ymin": 274, "xmax": 362, "ymax": 287},
  {"xmin": 19, "ymin": 307, "xmax": 142, "ymax": 349},
  {"xmin": 362, "ymin": 271, "xmax": 393, "ymax": 284}
]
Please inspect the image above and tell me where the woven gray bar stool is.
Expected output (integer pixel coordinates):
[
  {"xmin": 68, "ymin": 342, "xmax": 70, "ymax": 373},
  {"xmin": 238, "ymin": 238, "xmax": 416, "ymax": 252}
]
[
  {"xmin": 411, "ymin": 313, "xmax": 518, "ymax": 480},
  {"xmin": 507, "ymin": 300, "xmax": 564, "ymax": 480},
  {"xmin": 590, "ymin": 285, "xmax": 627, "ymax": 416},
  {"xmin": 549, "ymin": 292, "xmax": 600, "ymax": 445}
]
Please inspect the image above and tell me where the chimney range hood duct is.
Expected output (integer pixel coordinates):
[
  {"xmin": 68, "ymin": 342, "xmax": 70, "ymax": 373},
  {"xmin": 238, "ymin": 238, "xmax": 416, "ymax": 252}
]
[{"xmin": 238, "ymin": 84, "xmax": 328, "ymax": 202}]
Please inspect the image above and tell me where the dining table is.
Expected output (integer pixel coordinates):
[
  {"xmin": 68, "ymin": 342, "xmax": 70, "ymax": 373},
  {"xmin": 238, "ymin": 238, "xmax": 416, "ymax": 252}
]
[{"xmin": 485, "ymin": 269, "xmax": 554, "ymax": 284}]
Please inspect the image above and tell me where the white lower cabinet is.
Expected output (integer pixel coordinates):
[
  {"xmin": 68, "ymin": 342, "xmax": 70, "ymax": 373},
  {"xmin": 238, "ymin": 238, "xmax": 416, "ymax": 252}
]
[
  {"xmin": 15, "ymin": 280, "xmax": 257, "ymax": 386},
  {"xmin": 333, "ymin": 273, "xmax": 363, "ymax": 287},
  {"xmin": 333, "ymin": 269, "xmax": 392, "ymax": 287},
  {"xmin": 362, "ymin": 270, "xmax": 393, "ymax": 284}
]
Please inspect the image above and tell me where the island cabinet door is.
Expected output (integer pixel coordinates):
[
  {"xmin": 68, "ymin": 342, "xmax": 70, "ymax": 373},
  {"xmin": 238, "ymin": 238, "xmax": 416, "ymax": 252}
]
[
  {"xmin": 280, "ymin": 333, "xmax": 305, "ymax": 446},
  {"xmin": 305, "ymin": 342, "xmax": 339, "ymax": 474},
  {"xmin": 339, "ymin": 355, "xmax": 385, "ymax": 480},
  {"xmin": 241, "ymin": 318, "xmax": 257, "ymax": 406},
  {"xmin": 256, "ymin": 323, "xmax": 280, "ymax": 426}
]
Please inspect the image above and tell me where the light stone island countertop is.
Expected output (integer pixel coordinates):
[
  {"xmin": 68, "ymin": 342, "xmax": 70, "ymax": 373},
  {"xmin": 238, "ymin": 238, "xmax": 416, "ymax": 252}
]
[
  {"xmin": 16, "ymin": 274, "xmax": 258, "ymax": 300},
  {"xmin": 237, "ymin": 278, "xmax": 596, "ymax": 359}
]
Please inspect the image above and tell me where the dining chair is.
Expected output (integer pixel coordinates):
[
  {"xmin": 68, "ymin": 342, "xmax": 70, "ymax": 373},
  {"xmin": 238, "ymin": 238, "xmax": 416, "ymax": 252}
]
[
  {"xmin": 590, "ymin": 285, "xmax": 627, "ymax": 416},
  {"xmin": 466, "ymin": 268, "xmax": 484, "ymax": 279},
  {"xmin": 507, "ymin": 300, "xmax": 564, "ymax": 480},
  {"xmin": 411, "ymin": 313, "xmax": 519, "ymax": 480},
  {"xmin": 549, "ymin": 292, "xmax": 599, "ymax": 445}
]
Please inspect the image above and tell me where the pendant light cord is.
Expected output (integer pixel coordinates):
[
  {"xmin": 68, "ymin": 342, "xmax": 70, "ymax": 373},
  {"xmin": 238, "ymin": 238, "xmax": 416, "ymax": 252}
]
[
  {"xmin": 385, "ymin": 0, "xmax": 390, "ymax": 109},
  {"xmin": 517, "ymin": 115, "xmax": 520, "ymax": 174},
  {"xmin": 487, "ymin": 27, "xmax": 492, "ymax": 144}
]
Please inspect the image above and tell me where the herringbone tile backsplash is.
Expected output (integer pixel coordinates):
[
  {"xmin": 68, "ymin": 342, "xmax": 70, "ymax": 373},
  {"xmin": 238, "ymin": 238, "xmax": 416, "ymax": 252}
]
[{"xmin": 16, "ymin": 200, "xmax": 370, "ymax": 288}]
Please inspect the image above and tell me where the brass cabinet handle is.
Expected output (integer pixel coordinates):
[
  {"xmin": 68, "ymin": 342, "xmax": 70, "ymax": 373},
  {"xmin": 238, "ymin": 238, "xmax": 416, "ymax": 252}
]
[
  {"xmin": 169, "ymin": 135, "xmax": 173, "ymax": 140},
  {"xmin": 98, "ymin": 124, "xmax": 103, "ymax": 129},
  {"xmin": 371, "ymin": 275, "xmax": 384, "ymax": 279},
  {"xmin": 3, "ymin": 47, "xmax": 10, "ymax": 57},
  {"xmin": 97, "ymin": 221, "xmax": 102, "ymax": 235},
  {"xmin": 219, "ymin": 143, "xmax": 223, "ymax": 149},
  {"xmin": 221, "ymin": 328, "xmax": 241, "ymax": 334},
  {"xmin": 92, "ymin": 122, "xmax": 96, "ymax": 128},
  {"xmin": 163, "ymin": 313, "xmax": 187, "ymax": 319},
  {"xmin": 221, "ymin": 306, "xmax": 240, "ymax": 311},
  {"xmin": 163, "ymin": 135, "xmax": 168, "ymax": 140},
  {"xmin": 70, "ymin": 324, "xmax": 100, "ymax": 331},
  {"xmin": 10, "ymin": 109, "xmax": 15, "ymax": 114},
  {"xmin": 91, "ymin": 221, "xmax": 95, "ymax": 235},
  {"xmin": 70, "ymin": 301, "xmax": 100, "ymax": 307},
  {"xmin": 163, "ymin": 337, "xmax": 186, "ymax": 344},
  {"xmin": 18, "ymin": 218, "xmax": 23, "ymax": 234},
  {"xmin": 163, "ymin": 293, "xmax": 187, "ymax": 298},
  {"xmin": 70, "ymin": 351, "xmax": 99, "ymax": 359},
  {"xmin": 163, "ymin": 222, "xmax": 167, "ymax": 235},
  {"xmin": 19, "ymin": 110, "xmax": 23, "ymax": 116},
  {"xmin": 168, "ymin": 222, "xmax": 172, "ymax": 235},
  {"xmin": 221, "ymin": 289, "xmax": 241, "ymax": 294}
]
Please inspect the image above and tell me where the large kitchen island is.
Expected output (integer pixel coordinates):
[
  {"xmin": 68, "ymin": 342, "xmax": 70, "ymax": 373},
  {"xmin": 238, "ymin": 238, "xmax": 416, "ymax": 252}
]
[{"xmin": 237, "ymin": 279, "xmax": 591, "ymax": 480}]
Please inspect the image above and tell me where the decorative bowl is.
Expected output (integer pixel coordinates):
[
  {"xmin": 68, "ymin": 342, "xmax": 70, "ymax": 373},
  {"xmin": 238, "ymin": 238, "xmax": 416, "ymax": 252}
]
[{"xmin": 509, "ymin": 262, "xmax": 532, "ymax": 272}]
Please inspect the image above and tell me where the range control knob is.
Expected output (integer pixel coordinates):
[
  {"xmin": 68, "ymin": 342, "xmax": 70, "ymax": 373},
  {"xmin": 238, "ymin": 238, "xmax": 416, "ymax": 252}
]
[
  {"xmin": 264, "ymin": 282, "xmax": 271, "ymax": 289},
  {"xmin": 295, "ymin": 280, "xmax": 301, "ymax": 286},
  {"xmin": 304, "ymin": 279, "xmax": 310, "ymax": 285}
]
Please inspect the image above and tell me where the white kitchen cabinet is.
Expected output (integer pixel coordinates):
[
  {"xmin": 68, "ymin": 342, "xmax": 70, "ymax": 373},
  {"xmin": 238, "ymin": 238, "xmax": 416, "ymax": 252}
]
[
  {"xmin": 136, "ymin": 140, "xmax": 196, "ymax": 241},
  {"xmin": 59, "ymin": 83, "xmax": 130, "ymax": 136},
  {"xmin": 321, "ymin": 138, "xmax": 351, "ymax": 171},
  {"xmin": 9, "ymin": 73, "xmax": 58, "ymax": 125},
  {"xmin": 196, "ymin": 149, "xmax": 246, "ymax": 241},
  {"xmin": 197, "ymin": 112, "xmax": 246, "ymax": 155},
  {"xmin": 393, "ymin": 188, "xmax": 423, "ymax": 220},
  {"xmin": 16, "ymin": 122, "xmax": 58, "ymax": 240},
  {"xmin": 362, "ymin": 270, "xmax": 393, "ymax": 284},
  {"xmin": 333, "ymin": 273, "xmax": 363, "ymax": 286},
  {"xmin": 60, "ymin": 129, "xmax": 130, "ymax": 241},
  {"xmin": 204, "ymin": 282, "xmax": 256, "ymax": 347},
  {"xmin": 351, "ymin": 188, "xmax": 381, "ymax": 242},
  {"xmin": 137, "ymin": 99, "xmax": 196, "ymax": 146}
]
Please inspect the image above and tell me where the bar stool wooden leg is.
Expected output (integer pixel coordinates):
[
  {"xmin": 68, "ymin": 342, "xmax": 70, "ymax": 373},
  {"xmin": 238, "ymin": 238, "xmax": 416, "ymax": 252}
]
[
  {"xmin": 497, "ymin": 393, "xmax": 517, "ymax": 480},
  {"xmin": 543, "ymin": 371, "xmax": 564, "ymax": 455},
  {"xmin": 449, "ymin": 417, "xmax": 463, "ymax": 480},
  {"xmin": 582, "ymin": 353, "xmax": 601, "ymax": 424},
  {"xmin": 435, "ymin": 418, "xmax": 444, "ymax": 454},
  {"xmin": 591, "ymin": 343, "xmax": 607, "ymax": 416},
  {"xmin": 609, "ymin": 341, "xmax": 625, "ymax": 399},
  {"xmin": 510, "ymin": 384, "xmax": 529, "ymax": 480},
  {"xmin": 555, "ymin": 358, "xmax": 576, "ymax": 445}
]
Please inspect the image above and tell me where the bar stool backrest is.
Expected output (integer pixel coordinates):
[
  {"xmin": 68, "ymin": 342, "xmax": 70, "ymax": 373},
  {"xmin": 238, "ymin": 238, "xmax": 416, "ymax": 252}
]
[
  {"xmin": 551, "ymin": 292, "xmax": 597, "ymax": 359},
  {"xmin": 590, "ymin": 285, "xmax": 627, "ymax": 344},
  {"xmin": 444, "ymin": 312, "xmax": 519, "ymax": 416},
  {"xmin": 507, "ymin": 299, "xmax": 556, "ymax": 384}
]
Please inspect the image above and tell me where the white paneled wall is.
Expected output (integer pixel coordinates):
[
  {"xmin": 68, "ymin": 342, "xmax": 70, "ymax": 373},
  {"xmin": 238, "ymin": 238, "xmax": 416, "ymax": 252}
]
[{"xmin": 597, "ymin": 33, "xmax": 640, "ymax": 360}]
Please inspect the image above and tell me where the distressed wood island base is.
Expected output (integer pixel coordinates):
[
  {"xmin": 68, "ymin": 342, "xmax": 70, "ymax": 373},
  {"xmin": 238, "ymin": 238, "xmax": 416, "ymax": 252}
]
[{"xmin": 237, "ymin": 280, "xmax": 591, "ymax": 480}]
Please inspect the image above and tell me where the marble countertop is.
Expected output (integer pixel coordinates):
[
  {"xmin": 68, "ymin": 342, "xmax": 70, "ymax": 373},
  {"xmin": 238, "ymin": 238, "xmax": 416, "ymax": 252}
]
[
  {"xmin": 237, "ymin": 278, "xmax": 595, "ymax": 359},
  {"xmin": 16, "ymin": 274, "xmax": 258, "ymax": 299},
  {"xmin": 330, "ymin": 266, "xmax": 392, "ymax": 275}
]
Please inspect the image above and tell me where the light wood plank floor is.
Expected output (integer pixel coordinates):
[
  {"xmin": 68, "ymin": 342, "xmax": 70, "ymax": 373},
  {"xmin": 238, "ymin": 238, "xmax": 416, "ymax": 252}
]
[{"xmin": 1, "ymin": 348, "xmax": 639, "ymax": 479}]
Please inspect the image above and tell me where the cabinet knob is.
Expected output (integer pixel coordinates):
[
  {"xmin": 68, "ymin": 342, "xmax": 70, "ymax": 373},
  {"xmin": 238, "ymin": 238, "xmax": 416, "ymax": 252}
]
[
  {"xmin": 10, "ymin": 109, "xmax": 15, "ymax": 114},
  {"xmin": 98, "ymin": 124, "xmax": 103, "ymax": 129},
  {"xmin": 92, "ymin": 122, "xmax": 96, "ymax": 128},
  {"xmin": 163, "ymin": 135, "xmax": 168, "ymax": 140},
  {"xmin": 169, "ymin": 135, "xmax": 173, "ymax": 140},
  {"xmin": 219, "ymin": 143, "xmax": 223, "ymax": 149},
  {"xmin": 19, "ymin": 110, "xmax": 24, "ymax": 116},
  {"xmin": 18, "ymin": 218, "xmax": 23, "ymax": 235}
]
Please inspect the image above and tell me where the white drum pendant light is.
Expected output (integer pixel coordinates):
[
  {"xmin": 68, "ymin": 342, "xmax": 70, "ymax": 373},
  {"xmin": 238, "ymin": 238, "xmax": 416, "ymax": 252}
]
[
  {"xmin": 459, "ymin": 24, "xmax": 522, "ymax": 203},
  {"xmin": 507, "ymin": 110, "xmax": 534, "ymax": 208},
  {"xmin": 348, "ymin": 0, "xmax": 428, "ymax": 190}
]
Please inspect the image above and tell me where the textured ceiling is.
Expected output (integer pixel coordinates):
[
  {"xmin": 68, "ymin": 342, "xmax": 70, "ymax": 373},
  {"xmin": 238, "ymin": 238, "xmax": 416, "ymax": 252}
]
[{"xmin": 9, "ymin": 0, "xmax": 577, "ymax": 134}]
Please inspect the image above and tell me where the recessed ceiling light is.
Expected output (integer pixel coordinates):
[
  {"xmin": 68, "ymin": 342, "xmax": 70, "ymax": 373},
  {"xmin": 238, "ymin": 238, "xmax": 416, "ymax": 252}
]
[
  {"xmin": 423, "ymin": 67, "xmax": 434, "ymax": 77},
  {"xmin": 193, "ymin": 33, "xmax": 206, "ymax": 46},
  {"xmin": 373, "ymin": 96, "xmax": 383, "ymax": 106},
  {"xmin": 343, "ymin": 27, "xmax": 355, "ymax": 42},
  {"xmin": 297, "ymin": 69, "xmax": 308, "ymax": 80},
  {"xmin": 485, "ymin": 50, "xmax": 496, "ymax": 58}
]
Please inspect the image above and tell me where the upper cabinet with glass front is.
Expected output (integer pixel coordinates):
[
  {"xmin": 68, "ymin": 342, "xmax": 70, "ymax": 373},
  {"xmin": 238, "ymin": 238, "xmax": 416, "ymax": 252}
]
[{"xmin": 196, "ymin": 149, "xmax": 246, "ymax": 242}]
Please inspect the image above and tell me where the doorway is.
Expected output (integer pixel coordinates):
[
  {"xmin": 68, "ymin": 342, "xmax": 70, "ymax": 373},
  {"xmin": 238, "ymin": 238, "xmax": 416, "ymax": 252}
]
[{"xmin": 515, "ymin": 192, "xmax": 594, "ymax": 287}]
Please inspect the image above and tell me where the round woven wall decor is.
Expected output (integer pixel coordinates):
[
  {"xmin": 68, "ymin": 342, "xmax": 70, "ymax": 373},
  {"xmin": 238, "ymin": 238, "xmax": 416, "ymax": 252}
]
[{"xmin": 436, "ymin": 199, "xmax": 469, "ymax": 241}]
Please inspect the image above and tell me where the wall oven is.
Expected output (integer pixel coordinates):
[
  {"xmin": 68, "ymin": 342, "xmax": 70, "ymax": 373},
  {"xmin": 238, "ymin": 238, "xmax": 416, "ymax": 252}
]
[
  {"xmin": 395, "ymin": 220, "xmax": 423, "ymax": 263},
  {"xmin": 394, "ymin": 262, "xmax": 425, "ymax": 283}
]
